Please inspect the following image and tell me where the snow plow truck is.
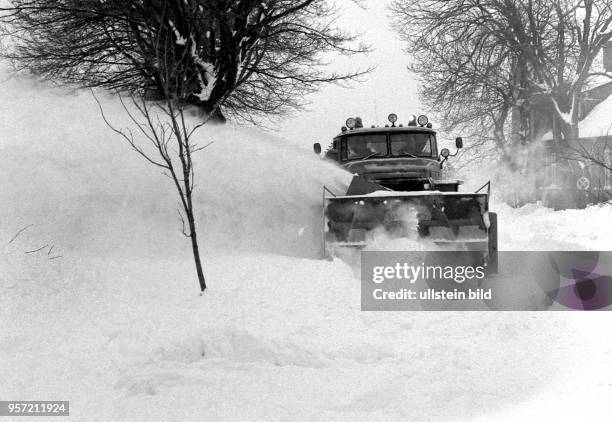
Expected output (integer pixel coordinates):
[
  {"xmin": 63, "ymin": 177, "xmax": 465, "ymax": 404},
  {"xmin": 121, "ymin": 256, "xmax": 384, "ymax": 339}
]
[{"xmin": 314, "ymin": 113, "xmax": 498, "ymax": 272}]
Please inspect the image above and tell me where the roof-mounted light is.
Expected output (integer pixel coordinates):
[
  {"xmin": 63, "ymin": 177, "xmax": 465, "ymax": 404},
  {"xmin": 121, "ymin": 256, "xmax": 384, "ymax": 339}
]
[
  {"xmin": 388, "ymin": 113, "xmax": 398, "ymax": 127},
  {"xmin": 408, "ymin": 115, "xmax": 417, "ymax": 126},
  {"xmin": 345, "ymin": 117, "xmax": 356, "ymax": 129},
  {"xmin": 417, "ymin": 115, "xmax": 429, "ymax": 126}
]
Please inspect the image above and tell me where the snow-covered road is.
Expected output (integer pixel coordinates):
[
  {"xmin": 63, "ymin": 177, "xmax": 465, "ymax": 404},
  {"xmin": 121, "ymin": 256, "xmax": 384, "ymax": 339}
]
[{"xmin": 2, "ymin": 250, "xmax": 611, "ymax": 421}]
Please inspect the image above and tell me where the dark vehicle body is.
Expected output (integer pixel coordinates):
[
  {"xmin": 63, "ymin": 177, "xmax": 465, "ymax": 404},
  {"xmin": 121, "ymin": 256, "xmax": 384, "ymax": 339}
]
[
  {"xmin": 322, "ymin": 126, "xmax": 461, "ymax": 193},
  {"xmin": 316, "ymin": 118, "xmax": 498, "ymax": 271}
]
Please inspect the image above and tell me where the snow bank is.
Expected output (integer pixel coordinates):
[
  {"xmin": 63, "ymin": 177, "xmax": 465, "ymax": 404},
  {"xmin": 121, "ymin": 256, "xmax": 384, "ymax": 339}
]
[
  {"xmin": 495, "ymin": 201, "xmax": 612, "ymax": 250},
  {"xmin": 0, "ymin": 72, "xmax": 351, "ymax": 260},
  {"xmin": 2, "ymin": 250, "xmax": 601, "ymax": 421}
]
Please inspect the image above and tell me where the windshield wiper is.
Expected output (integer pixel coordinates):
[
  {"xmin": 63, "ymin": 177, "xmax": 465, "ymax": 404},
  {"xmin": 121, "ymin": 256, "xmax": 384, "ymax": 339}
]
[{"xmin": 362, "ymin": 152, "xmax": 382, "ymax": 160}]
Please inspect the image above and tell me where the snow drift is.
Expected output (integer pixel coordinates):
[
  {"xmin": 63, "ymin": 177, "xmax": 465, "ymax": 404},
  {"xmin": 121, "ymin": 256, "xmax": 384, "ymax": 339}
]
[{"xmin": 0, "ymin": 72, "xmax": 351, "ymax": 260}]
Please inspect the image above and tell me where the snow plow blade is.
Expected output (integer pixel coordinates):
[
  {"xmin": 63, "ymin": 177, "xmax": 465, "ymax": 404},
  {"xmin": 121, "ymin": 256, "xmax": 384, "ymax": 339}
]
[{"xmin": 323, "ymin": 179, "xmax": 498, "ymax": 270}]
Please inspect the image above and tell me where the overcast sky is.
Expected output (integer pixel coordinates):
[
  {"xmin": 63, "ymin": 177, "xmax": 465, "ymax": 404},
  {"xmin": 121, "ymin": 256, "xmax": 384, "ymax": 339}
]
[{"xmin": 278, "ymin": 0, "xmax": 421, "ymax": 149}]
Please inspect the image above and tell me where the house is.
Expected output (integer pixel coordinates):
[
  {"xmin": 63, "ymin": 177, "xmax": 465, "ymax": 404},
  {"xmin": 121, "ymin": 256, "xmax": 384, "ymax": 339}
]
[
  {"xmin": 506, "ymin": 41, "xmax": 612, "ymax": 208},
  {"xmin": 533, "ymin": 83, "xmax": 612, "ymax": 208}
]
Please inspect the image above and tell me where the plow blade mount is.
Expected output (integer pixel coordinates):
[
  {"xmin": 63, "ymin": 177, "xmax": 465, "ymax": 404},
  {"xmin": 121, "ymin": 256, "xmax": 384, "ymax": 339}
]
[{"xmin": 323, "ymin": 187, "xmax": 497, "ymax": 270}]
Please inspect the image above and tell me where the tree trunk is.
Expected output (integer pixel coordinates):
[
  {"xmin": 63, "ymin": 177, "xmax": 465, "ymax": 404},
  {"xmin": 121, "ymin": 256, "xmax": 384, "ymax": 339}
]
[
  {"xmin": 187, "ymin": 95, "xmax": 227, "ymax": 123},
  {"xmin": 187, "ymin": 210, "xmax": 207, "ymax": 292},
  {"xmin": 559, "ymin": 120, "xmax": 579, "ymax": 145},
  {"xmin": 206, "ymin": 106, "xmax": 226, "ymax": 124}
]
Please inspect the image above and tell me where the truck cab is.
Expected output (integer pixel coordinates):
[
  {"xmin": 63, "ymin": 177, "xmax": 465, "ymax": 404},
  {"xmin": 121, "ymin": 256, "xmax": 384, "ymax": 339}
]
[{"xmin": 314, "ymin": 114, "xmax": 463, "ymax": 193}]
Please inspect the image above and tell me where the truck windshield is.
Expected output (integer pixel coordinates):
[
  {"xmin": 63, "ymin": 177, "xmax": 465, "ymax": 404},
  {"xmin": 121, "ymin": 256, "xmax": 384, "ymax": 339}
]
[
  {"xmin": 390, "ymin": 133, "xmax": 435, "ymax": 157},
  {"xmin": 346, "ymin": 134, "xmax": 387, "ymax": 160}
]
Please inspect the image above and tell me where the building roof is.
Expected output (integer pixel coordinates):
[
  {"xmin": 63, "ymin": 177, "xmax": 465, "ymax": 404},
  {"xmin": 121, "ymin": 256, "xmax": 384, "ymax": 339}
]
[
  {"xmin": 578, "ymin": 94, "xmax": 612, "ymax": 138},
  {"xmin": 542, "ymin": 92, "xmax": 612, "ymax": 141}
]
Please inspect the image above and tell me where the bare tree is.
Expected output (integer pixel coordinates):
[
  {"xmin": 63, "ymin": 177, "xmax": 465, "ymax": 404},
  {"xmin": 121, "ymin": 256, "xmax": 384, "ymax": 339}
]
[
  {"xmin": 390, "ymin": 0, "xmax": 612, "ymax": 148},
  {"xmin": 89, "ymin": 1, "xmax": 224, "ymax": 293},
  {"xmin": 95, "ymin": 94, "xmax": 211, "ymax": 292},
  {"xmin": 534, "ymin": 0, "xmax": 612, "ymax": 144},
  {"xmin": 390, "ymin": 0, "xmax": 538, "ymax": 166},
  {"xmin": 0, "ymin": 0, "xmax": 370, "ymax": 122},
  {"xmin": 561, "ymin": 136, "xmax": 612, "ymax": 172}
]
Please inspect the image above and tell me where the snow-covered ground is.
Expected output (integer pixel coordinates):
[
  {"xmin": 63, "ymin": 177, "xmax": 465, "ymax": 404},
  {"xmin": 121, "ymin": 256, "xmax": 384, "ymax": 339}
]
[{"xmin": 1, "ymin": 74, "xmax": 612, "ymax": 421}]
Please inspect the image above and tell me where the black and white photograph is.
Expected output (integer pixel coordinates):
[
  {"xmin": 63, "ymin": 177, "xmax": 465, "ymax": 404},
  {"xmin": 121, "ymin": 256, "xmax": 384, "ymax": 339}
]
[{"xmin": 1, "ymin": 0, "xmax": 612, "ymax": 420}]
